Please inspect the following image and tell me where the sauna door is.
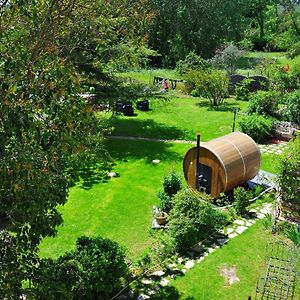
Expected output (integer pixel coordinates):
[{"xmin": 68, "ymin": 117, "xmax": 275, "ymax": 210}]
[{"xmin": 197, "ymin": 163, "xmax": 212, "ymax": 194}]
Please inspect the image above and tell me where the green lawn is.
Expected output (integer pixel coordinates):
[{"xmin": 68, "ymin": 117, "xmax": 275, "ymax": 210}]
[
  {"xmin": 103, "ymin": 96, "xmax": 248, "ymax": 142},
  {"xmin": 170, "ymin": 221, "xmax": 296, "ymax": 300},
  {"xmin": 39, "ymin": 140, "xmax": 191, "ymax": 259}
]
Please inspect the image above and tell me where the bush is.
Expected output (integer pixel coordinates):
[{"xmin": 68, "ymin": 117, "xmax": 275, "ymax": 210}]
[
  {"xmin": 288, "ymin": 225, "xmax": 300, "ymax": 247},
  {"xmin": 239, "ymin": 114, "xmax": 275, "ymax": 143},
  {"xmin": 233, "ymin": 187, "xmax": 252, "ymax": 215},
  {"xmin": 176, "ymin": 51, "xmax": 210, "ymax": 75},
  {"xmin": 168, "ymin": 190, "xmax": 228, "ymax": 252},
  {"xmin": 184, "ymin": 69, "xmax": 229, "ymax": 106},
  {"xmin": 34, "ymin": 236, "xmax": 129, "ymax": 299},
  {"xmin": 158, "ymin": 171, "xmax": 182, "ymax": 212},
  {"xmin": 235, "ymin": 78, "xmax": 253, "ymax": 101},
  {"xmin": 247, "ymin": 91, "xmax": 280, "ymax": 117},
  {"xmin": 281, "ymin": 91, "xmax": 300, "ymax": 125},
  {"xmin": 277, "ymin": 136, "xmax": 300, "ymax": 217}
]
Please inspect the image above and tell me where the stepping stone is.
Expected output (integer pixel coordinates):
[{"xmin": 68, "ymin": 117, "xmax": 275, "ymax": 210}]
[
  {"xmin": 151, "ymin": 270, "xmax": 165, "ymax": 277},
  {"xmin": 160, "ymin": 278, "xmax": 169, "ymax": 286},
  {"xmin": 256, "ymin": 213, "xmax": 265, "ymax": 219},
  {"xmin": 137, "ymin": 294, "xmax": 150, "ymax": 300},
  {"xmin": 147, "ymin": 289, "xmax": 155, "ymax": 296},
  {"xmin": 217, "ymin": 238, "xmax": 228, "ymax": 245},
  {"xmin": 245, "ymin": 221, "xmax": 254, "ymax": 227},
  {"xmin": 108, "ymin": 172, "xmax": 117, "ymax": 177},
  {"xmin": 168, "ymin": 263, "xmax": 177, "ymax": 268},
  {"xmin": 141, "ymin": 279, "xmax": 153, "ymax": 285},
  {"xmin": 208, "ymin": 247, "xmax": 216, "ymax": 254},
  {"xmin": 236, "ymin": 226, "xmax": 247, "ymax": 234},
  {"xmin": 234, "ymin": 220, "xmax": 245, "ymax": 226},
  {"xmin": 228, "ymin": 233, "xmax": 238, "ymax": 239},
  {"xmin": 152, "ymin": 159, "xmax": 160, "ymax": 164},
  {"xmin": 185, "ymin": 260, "xmax": 195, "ymax": 269},
  {"xmin": 197, "ymin": 257, "xmax": 205, "ymax": 263},
  {"xmin": 178, "ymin": 257, "xmax": 184, "ymax": 263},
  {"xmin": 182, "ymin": 269, "xmax": 187, "ymax": 273},
  {"xmin": 227, "ymin": 228, "xmax": 234, "ymax": 234}
]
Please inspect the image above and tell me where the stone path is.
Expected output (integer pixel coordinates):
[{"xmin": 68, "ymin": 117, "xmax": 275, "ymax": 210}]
[
  {"xmin": 108, "ymin": 135, "xmax": 287, "ymax": 155},
  {"xmin": 117, "ymin": 203, "xmax": 274, "ymax": 300}
]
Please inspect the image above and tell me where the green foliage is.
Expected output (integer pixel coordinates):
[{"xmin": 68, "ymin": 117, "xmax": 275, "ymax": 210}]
[
  {"xmin": 210, "ymin": 44, "xmax": 243, "ymax": 75},
  {"xmin": 34, "ymin": 236, "xmax": 129, "ymax": 299},
  {"xmin": 176, "ymin": 51, "xmax": 210, "ymax": 75},
  {"xmin": 287, "ymin": 225, "xmax": 300, "ymax": 247},
  {"xmin": 235, "ymin": 78, "xmax": 253, "ymax": 101},
  {"xmin": 158, "ymin": 171, "xmax": 182, "ymax": 212},
  {"xmin": 247, "ymin": 91, "xmax": 280, "ymax": 117},
  {"xmin": 281, "ymin": 91, "xmax": 300, "ymax": 125},
  {"xmin": 239, "ymin": 114, "xmax": 275, "ymax": 142},
  {"xmin": 287, "ymin": 41, "xmax": 300, "ymax": 59},
  {"xmin": 277, "ymin": 136, "xmax": 300, "ymax": 214},
  {"xmin": 168, "ymin": 189, "xmax": 228, "ymax": 252},
  {"xmin": 233, "ymin": 187, "xmax": 252, "ymax": 215},
  {"xmin": 262, "ymin": 213, "xmax": 273, "ymax": 230},
  {"xmin": 184, "ymin": 69, "xmax": 229, "ymax": 106}
]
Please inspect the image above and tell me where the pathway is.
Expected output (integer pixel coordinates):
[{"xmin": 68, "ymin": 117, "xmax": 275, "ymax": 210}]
[
  {"xmin": 108, "ymin": 135, "xmax": 288, "ymax": 155},
  {"xmin": 116, "ymin": 203, "xmax": 274, "ymax": 300}
]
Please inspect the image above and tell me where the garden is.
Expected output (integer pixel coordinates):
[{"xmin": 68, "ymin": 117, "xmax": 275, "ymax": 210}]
[{"xmin": 1, "ymin": 1, "xmax": 300, "ymax": 300}]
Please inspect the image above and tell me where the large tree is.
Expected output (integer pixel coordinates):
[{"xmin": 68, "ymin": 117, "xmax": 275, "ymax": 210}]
[{"xmin": 0, "ymin": 0, "xmax": 153, "ymax": 297}]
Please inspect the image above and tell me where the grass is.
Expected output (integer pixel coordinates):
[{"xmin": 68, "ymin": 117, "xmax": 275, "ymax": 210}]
[
  {"xmin": 39, "ymin": 140, "xmax": 191, "ymax": 259},
  {"xmin": 103, "ymin": 96, "xmax": 248, "ymax": 142},
  {"xmin": 170, "ymin": 220, "xmax": 298, "ymax": 300}
]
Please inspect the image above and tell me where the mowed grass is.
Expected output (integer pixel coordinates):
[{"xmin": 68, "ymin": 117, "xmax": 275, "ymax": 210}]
[
  {"xmin": 105, "ymin": 96, "xmax": 248, "ymax": 142},
  {"xmin": 170, "ymin": 221, "xmax": 291, "ymax": 300},
  {"xmin": 39, "ymin": 140, "xmax": 191, "ymax": 259}
]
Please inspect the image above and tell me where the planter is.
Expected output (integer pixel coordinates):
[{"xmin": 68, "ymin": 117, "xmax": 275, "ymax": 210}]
[{"xmin": 154, "ymin": 212, "xmax": 168, "ymax": 225}]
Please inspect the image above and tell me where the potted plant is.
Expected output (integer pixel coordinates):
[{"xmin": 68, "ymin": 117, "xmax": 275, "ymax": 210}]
[{"xmin": 154, "ymin": 211, "xmax": 168, "ymax": 225}]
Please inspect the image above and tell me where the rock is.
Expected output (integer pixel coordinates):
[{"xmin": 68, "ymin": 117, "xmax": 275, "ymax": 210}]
[
  {"xmin": 160, "ymin": 278, "xmax": 169, "ymax": 286},
  {"xmin": 108, "ymin": 172, "xmax": 117, "ymax": 177},
  {"xmin": 208, "ymin": 248, "xmax": 216, "ymax": 254},
  {"xmin": 151, "ymin": 270, "xmax": 165, "ymax": 277},
  {"xmin": 228, "ymin": 233, "xmax": 238, "ymax": 239},
  {"xmin": 152, "ymin": 159, "xmax": 160, "ymax": 164},
  {"xmin": 181, "ymin": 269, "xmax": 187, "ymax": 273},
  {"xmin": 141, "ymin": 279, "xmax": 153, "ymax": 285},
  {"xmin": 178, "ymin": 257, "xmax": 184, "ymax": 263},
  {"xmin": 236, "ymin": 226, "xmax": 248, "ymax": 234},
  {"xmin": 197, "ymin": 257, "xmax": 205, "ymax": 263},
  {"xmin": 227, "ymin": 228, "xmax": 234, "ymax": 234},
  {"xmin": 234, "ymin": 219, "xmax": 245, "ymax": 226},
  {"xmin": 185, "ymin": 260, "xmax": 195, "ymax": 269},
  {"xmin": 168, "ymin": 263, "xmax": 177, "ymax": 268},
  {"xmin": 137, "ymin": 294, "xmax": 150, "ymax": 300}
]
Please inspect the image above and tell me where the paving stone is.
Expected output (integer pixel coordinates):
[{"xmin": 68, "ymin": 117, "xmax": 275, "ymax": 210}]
[
  {"xmin": 234, "ymin": 219, "xmax": 245, "ymax": 226},
  {"xmin": 137, "ymin": 294, "xmax": 150, "ymax": 300},
  {"xmin": 236, "ymin": 226, "xmax": 248, "ymax": 234},
  {"xmin": 185, "ymin": 260, "xmax": 195, "ymax": 269},
  {"xmin": 217, "ymin": 238, "xmax": 228, "ymax": 245},
  {"xmin": 178, "ymin": 257, "xmax": 184, "ymax": 263},
  {"xmin": 256, "ymin": 213, "xmax": 265, "ymax": 219},
  {"xmin": 152, "ymin": 159, "xmax": 160, "ymax": 164},
  {"xmin": 141, "ymin": 279, "xmax": 153, "ymax": 285},
  {"xmin": 151, "ymin": 270, "xmax": 165, "ymax": 277},
  {"xmin": 182, "ymin": 269, "xmax": 187, "ymax": 273},
  {"xmin": 147, "ymin": 289, "xmax": 155, "ymax": 296},
  {"xmin": 168, "ymin": 263, "xmax": 177, "ymax": 268},
  {"xmin": 160, "ymin": 278, "xmax": 169, "ymax": 286},
  {"xmin": 228, "ymin": 233, "xmax": 238, "ymax": 239},
  {"xmin": 197, "ymin": 257, "xmax": 205, "ymax": 263},
  {"xmin": 245, "ymin": 221, "xmax": 254, "ymax": 227},
  {"xmin": 227, "ymin": 228, "xmax": 234, "ymax": 234},
  {"xmin": 208, "ymin": 247, "xmax": 216, "ymax": 254}
]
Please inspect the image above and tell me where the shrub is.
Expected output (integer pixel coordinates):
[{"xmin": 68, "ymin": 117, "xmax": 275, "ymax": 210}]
[
  {"xmin": 277, "ymin": 136, "xmax": 300, "ymax": 217},
  {"xmin": 235, "ymin": 78, "xmax": 253, "ymax": 101},
  {"xmin": 158, "ymin": 171, "xmax": 182, "ymax": 212},
  {"xmin": 247, "ymin": 91, "xmax": 280, "ymax": 117},
  {"xmin": 168, "ymin": 190, "xmax": 228, "ymax": 252},
  {"xmin": 287, "ymin": 225, "xmax": 300, "ymax": 247},
  {"xmin": 176, "ymin": 51, "xmax": 210, "ymax": 75},
  {"xmin": 281, "ymin": 91, "xmax": 300, "ymax": 125},
  {"xmin": 34, "ymin": 236, "xmax": 129, "ymax": 299},
  {"xmin": 210, "ymin": 44, "xmax": 243, "ymax": 75},
  {"xmin": 184, "ymin": 69, "xmax": 229, "ymax": 106},
  {"xmin": 233, "ymin": 187, "xmax": 252, "ymax": 215},
  {"xmin": 239, "ymin": 114, "xmax": 275, "ymax": 143}
]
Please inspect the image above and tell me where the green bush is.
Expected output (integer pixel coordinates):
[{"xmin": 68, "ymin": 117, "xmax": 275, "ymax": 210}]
[
  {"xmin": 239, "ymin": 114, "xmax": 275, "ymax": 143},
  {"xmin": 176, "ymin": 51, "xmax": 210, "ymax": 75},
  {"xmin": 34, "ymin": 236, "xmax": 129, "ymax": 299},
  {"xmin": 233, "ymin": 187, "xmax": 252, "ymax": 215},
  {"xmin": 235, "ymin": 78, "xmax": 253, "ymax": 101},
  {"xmin": 281, "ymin": 91, "xmax": 300, "ymax": 125},
  {"xmin": 184, "ymin": 69, "xmax": 229, "ymax": 106},
  {"xmin": 158, "ymin": 171, "xmax": 182, "ymax": 212},
  {"xmin": 277, "ymin": 136, "xmax": 300, "ymax": 216},
  {"xmin": 288, "ymin": 225, "xmax": 300, "ymax": 247},
  {"xmin": 168, "ymin": 190, "xmax": 228, "ymax": 252},
  {"xmin": 247, "ymin": 91, "xmax": 280, "ymax": 117}
]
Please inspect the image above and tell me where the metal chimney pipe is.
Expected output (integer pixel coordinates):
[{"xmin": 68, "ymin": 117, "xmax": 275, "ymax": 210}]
[{"xmin": 196, "ymin": 133, "xmax": 201, "ymax": 190}]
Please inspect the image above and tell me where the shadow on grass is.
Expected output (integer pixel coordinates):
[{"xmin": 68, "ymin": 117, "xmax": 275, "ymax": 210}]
[
  {"xmin": 149, "ymin": 286, "xmax": 195, "ymax": 300},
  {"xmin": 108, "ymin": 117, "xmax": 186, "ymax": 140},
  {"xmin": 106, "ymin": 138, "xmax": 186, "ymax": 164},
  {"xmin": 196, "ymin": 100, "xmax": 239, "ymax": 112}
]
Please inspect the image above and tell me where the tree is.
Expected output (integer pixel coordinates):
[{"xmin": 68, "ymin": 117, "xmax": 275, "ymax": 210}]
[{"xmin": 0, "ymin": 0, "xmax": 154, "ymax": 297}]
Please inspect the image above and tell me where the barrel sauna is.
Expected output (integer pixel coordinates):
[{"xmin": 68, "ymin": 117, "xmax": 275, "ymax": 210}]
[{"xmin": 183, "ymin": 132, "xmax": 261, "ymax": 198}]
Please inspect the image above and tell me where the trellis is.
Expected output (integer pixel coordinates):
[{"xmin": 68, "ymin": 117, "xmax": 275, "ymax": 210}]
[{"xmin": 255, "ymin": 241, "xmax": 299, "ymax": 300}]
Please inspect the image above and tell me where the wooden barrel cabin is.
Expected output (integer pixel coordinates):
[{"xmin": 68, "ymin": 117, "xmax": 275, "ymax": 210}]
[{"xmin": 183, "ymin": 132, "xmax": 261, "ymax": 198}]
